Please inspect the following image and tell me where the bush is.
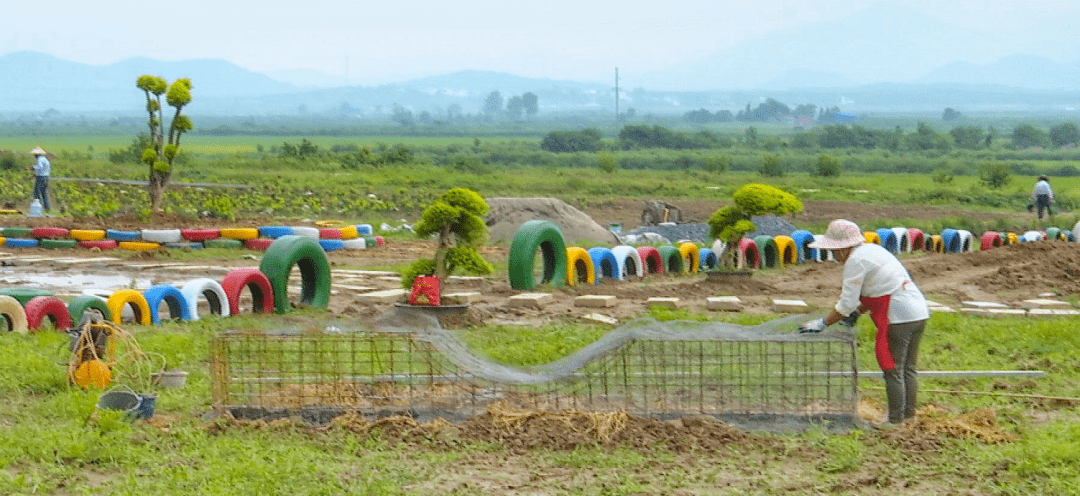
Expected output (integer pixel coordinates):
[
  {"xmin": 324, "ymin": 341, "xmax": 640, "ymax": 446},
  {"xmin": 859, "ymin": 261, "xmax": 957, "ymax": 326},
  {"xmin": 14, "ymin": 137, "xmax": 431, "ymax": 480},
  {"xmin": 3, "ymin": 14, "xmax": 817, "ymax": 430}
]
[
  {"xmin": 759, "ymin": 154, "xmax": 784, "ymax": 177},
  {"xmin": 932, "ymin": 169, "xmax": 954, "ymax": 184},
  {"xmin": 540, "ymin": 128, "xmax": 603, "ymax": 153},
  {"xmin": 811, "ymin": 155, "xmax": 842, "ymax": 177},
  {"xmin": 978, "ymin": 162, "xmax": 1012, "ymax": 189},
  {"xmin": 0, "ymin": 151, "xmax": 16, "ymax": 171}
]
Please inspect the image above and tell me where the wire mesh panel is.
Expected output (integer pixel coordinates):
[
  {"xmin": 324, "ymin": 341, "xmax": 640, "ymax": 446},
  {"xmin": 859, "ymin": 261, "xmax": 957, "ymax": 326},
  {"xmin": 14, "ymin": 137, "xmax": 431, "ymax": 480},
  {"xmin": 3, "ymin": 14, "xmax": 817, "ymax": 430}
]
[{"xmin": 211, "ymin": 313, "xmax": 857, "ymax": 427}]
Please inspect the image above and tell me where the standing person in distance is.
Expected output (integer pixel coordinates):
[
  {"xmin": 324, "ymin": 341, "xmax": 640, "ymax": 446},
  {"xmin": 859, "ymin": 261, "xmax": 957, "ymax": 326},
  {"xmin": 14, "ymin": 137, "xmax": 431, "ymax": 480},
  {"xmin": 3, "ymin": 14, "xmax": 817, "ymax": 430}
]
[
  {"xmin": 798, "ymin": 219, "xmax": 930, "ymax": 425},
  {"xmin": 30, "ymin": 146, "xmax": 51, "ymax": 212},
  {"xmin": 1031, "ymin": 175, "xmax": 1054, "ymax": 221}
]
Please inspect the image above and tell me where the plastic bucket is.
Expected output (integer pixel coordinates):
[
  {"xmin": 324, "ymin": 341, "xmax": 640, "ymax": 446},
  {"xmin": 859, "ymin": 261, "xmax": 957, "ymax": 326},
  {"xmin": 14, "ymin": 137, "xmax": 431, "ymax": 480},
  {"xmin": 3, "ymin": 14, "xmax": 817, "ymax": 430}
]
[
  {"xmin": 135, "ymin": 394, "xmax": 156, "ymax": 420},
  {"xmin": 97, "ymin": 390, "xmax": 141, "ymax": 417},
  {"xmin": 152, "ymin": 370, "xmax": 189, "ymax": 388}
]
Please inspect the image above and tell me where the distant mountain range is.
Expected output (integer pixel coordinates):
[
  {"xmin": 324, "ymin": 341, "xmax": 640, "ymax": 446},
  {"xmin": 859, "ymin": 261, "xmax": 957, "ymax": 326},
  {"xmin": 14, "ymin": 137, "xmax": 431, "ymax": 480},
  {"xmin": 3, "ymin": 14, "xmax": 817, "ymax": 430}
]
[{"xmin": 3, "ymin": 1, "xmax": 1080, "ymax": 119}]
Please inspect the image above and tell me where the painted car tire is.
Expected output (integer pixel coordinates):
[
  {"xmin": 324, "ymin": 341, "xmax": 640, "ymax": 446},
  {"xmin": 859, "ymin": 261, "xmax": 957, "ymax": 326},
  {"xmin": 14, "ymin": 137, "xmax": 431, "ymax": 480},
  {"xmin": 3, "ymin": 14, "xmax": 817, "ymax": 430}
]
[
  {"xmin": 508, "ymin": 220, "xmax": 568, "ymax": 290},
  {"xmin": 105, "ymin": 229, "xmax": 140, "ymax": 241},
  {"xmin": 956, "ymin": 230, "xmax": 974, "ymax": 252},
  {"xmin": 30, "ymin": 227, "xmax": 69, "ymax": 239},
  {"xmin": 636, "ymin": 246, "xmax": 664, "ymax": 275},
  {"xmin": 0, "ymin": 295, "xmax": 28, "ymax": 334},
  {"xmin": 221, "ymin": 268, "xmax": 275, "ymax": 315},
  {"xmin": 587, "ymin": 247, "xmax": 619, "ymax": 281},
  {"xmin": 5, "ymin": 238, "xmax": 39, "ymax": 248},
  {"xmin": 980, "ymin": 231, "xmax": 1002, "ymax": 251},
  {"xmin": 772, "ymin": 236, "xmax": 797, "ymax": 267},
  {"xmin": 140, "ymin": 229, "xmax": 183, "ymax": 243},
  {"xmin": 790, "ymin": 230, "xmax": 815, "ymax": 264},
  {"xmin": 65, "ymin": 294, "xmax": 113, "ymax": 325},
  {"xmin": 738, "ymin": 238, "xmax": 760, "ymax": 268},
  {"xmin": 218, "ymin": 228, "xmax": 259, "ymax": 240},
  {"xmin": 940, "ymin": 229, "xmax": 960, "ymax": 253},
  {"xmin": 318, "ymin": 239, "xmax": 345, "ymax": 252},
  {"xmin": 40, "ymin": 239, "xmax": 77, "ymax": 249},
  {"xmin": 106, "ymin": 289, "xmax": 151, "ymax": 326},
  {"xmin": 678, "ymin": 242, "xmax": 700, "ymax": 272},
  {"xmin": 339, "ymin": 225, "xmax": 359, "ymax": 240},
  {"xmin": 1, "ymin": 228, "xmax": 31, "ymax": 238},
  {"xmin": 289, "ymin": 226, "xmax": 321, "ymax": 240},
  {"xmin": 24, "ymin": 296, "xmax": 72, "ymax": 332},
  {"xmin": 243, "ymin": 238, "xmax": 275, "ymax": 251},
  {"xmin": 118, "ymin": 241, "xmax": 160, "ymax": 251},
  {"xmin": 69, "ymin": 229, "xmax": 106, "ymax": 241},
  {"xmin": 204, "ymin": 238, "xmax": 245, "ymax": 249},
  {"xmin": 565, "ymin": 246, "xmax": 596, "ymax": 285},
  {"xmin": 876, "ymin": 228, "xmax": 899, "ymax": 253},
  {"xmin": 259, "ymin": 235, "xmax": 331, "ymax": 314},
  {"xmin": 906, "ymin": 228, "xmax": 925, "ymax": 252},
  {"xmin": 657, "ymin": 245, "xmax": 686, "ymax": 274},
  {"xmin": 890, "ymin": 227, "xmax": 910, "ymax": 252},
  {"xmin": 342, "ymin": 238, "xmax": 367, "ymax": 250},
  {"xmin": 142, "ymin": 284, "xmax": 191, "ymax": 323},
  {"xmin": 258, "ymin": 226, "xmax": 294, "ymax": 239},
  {"xmin": 180, "ymin": 278, "xmax": 230, "ymax": 320},
  {"xmin": 318, "ymin": 228, "xmax": 344, "ymax": 240},
  {"xmin": 752, "ymin": 235, "xmax": 779, "ymax": 268},
  {"xmin": 609, "ymin": 245, "xmax": 643, "ymax": 280},
  {"xmin": 79, "ymin": 240, "xmax": 117, "ymax": 250},
  {"xmin": 0, "ymin": 288, "xmax": 53, "ymax": 305},
  {"xmin": 181, "ymin": 229, "xmax": 221, "ymax": 241}
]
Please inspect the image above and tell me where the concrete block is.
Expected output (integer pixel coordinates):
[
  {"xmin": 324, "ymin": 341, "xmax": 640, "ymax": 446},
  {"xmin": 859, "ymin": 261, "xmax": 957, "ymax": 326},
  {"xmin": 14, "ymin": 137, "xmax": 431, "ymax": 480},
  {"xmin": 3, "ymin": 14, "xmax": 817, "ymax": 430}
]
[
  {"xmin": 508, "ymin": 292, "xmax": 553, "ymax": 308},
  {"xmin": 961, "ymin": 307, "xmax": 1025, "ymax": 317},
  {"xmin": 447, "ymin": 276, "xmax": 484, "ymax": 288},
  {"xmin": 1020, "ymin": 299, "xmax": 1073, "ymax": 309},
  {"xmin": 355, "ymin": 289, "xmax": 408, "ymax": 304},
  {"xmin": 645, "ymin": 297, "xmax": 681, "ymax": 309},
  {"xmin": 575, "ymin": 295, "xmax": 617, "ymax": 308},
  {"xmin": 1028, "ymin": 308, "xmax": 1080, "ymax": 317},
  {"xmin": 961, "ymin": 301, "xmax": 1009, "ymax": 309},
  {"xmin": 706, "ymin": 296, "xmax": 743, "ymax": 311},
  {"xmin": 772, "ymin": 299, "xmax": 809, "ymax": 313},
  {"xmin": 582, "ymin": 313, "xmax": 618, "ymax": 325},
  {"xmin": 442, "ymin": 292, "xmax": 482, "ymax": 304},
  {"xmin": 928, "ymin": 306, "xmax": 956, "ymax": 313}
]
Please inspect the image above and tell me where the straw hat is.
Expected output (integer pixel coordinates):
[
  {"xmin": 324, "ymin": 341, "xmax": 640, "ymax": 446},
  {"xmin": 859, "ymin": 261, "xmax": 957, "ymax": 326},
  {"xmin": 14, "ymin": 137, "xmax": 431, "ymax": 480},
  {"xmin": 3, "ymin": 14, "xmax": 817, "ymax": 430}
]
[
  {"xmin": 808, "ymin": 219, "xmax": 864, "ymax": 250},
  {"xmin": 30, "ymin": 146, "xmax": 47, "ymax": 156}
]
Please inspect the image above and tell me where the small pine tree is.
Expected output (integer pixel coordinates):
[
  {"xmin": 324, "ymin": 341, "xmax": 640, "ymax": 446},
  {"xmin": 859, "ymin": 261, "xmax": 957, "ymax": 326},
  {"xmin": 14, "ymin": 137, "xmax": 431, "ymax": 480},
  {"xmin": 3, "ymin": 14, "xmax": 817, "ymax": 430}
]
[
  {"xmin": 707, "ymin": 184, "xmax": 803, "ymax": 268},
  {"xmin": 401, "ymin": 188, "xmax": 494, "ymax": 287}
]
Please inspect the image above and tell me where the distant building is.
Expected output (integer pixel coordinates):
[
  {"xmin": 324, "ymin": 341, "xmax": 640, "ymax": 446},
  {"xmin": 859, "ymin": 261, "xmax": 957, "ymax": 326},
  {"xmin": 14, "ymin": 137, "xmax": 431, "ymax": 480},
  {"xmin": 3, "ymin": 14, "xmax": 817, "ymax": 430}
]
[{"xmin": 831, "ymin": 112, "xmax": 856, "ymax": 123}]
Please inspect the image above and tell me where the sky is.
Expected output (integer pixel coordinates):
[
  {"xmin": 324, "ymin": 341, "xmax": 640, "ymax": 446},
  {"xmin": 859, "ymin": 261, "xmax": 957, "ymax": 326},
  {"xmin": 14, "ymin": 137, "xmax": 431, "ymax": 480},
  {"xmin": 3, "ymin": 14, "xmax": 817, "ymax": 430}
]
[{"xmin": 3, "ymin": 0, "xmax": 1078, "ymax": 86}]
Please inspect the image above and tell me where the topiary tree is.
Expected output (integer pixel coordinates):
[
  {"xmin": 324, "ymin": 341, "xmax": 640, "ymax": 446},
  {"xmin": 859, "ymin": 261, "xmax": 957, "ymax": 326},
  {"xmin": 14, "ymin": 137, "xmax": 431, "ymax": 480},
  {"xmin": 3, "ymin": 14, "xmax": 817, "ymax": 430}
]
[
  {"xmin": 401, "ymin": 187, "xmax": 494, "ymax": 287},
  {"xmin": 136, "ymin": 75, "xmax": 193, "ymax": 212},
  {"xmin": 707, "ymin": 183, "xmax": 803, "ymax": 268}
]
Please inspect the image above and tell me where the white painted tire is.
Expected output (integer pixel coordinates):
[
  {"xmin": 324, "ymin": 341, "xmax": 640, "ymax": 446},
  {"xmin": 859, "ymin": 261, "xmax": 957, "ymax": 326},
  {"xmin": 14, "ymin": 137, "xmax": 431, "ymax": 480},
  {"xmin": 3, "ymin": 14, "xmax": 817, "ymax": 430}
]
[
  {"xmin": 610, "ymin": 245, "xmax": 644, "ymax": 279},
  {"xmin": 141, "ymin": 229, "xmax": 184, "ymax": 243},
  {"xmin": 891, "ymin": 227, "xmax": 910, "ymax": 252},
  {"xmin": 812, "ymin": 235, "xmax": 835, "ymax": 262},
  {"xmin": 711, "ymin": 239, "xmax": 727, "ymax": 264},
  {"xmin": 290, "ymin": 226, "xmax": 321, "ymax": 240},
  {"xmin": 180, "ymin": 277, "xmax": 230, "ymax": 320},
  {"xmin": 956, "ymin": 230, "xmax": 974, "ymax": 252},
  {"xmin": 1023, "ymin": 230, "xmax": 1043, "ymax": 242},
  {"xmin": 1073, "ymin": 221, "xmax": 1080, "ymax": 242},
  {"xmin": 342, "ymin": 238, "xmax": 366, "ymax": 250}
]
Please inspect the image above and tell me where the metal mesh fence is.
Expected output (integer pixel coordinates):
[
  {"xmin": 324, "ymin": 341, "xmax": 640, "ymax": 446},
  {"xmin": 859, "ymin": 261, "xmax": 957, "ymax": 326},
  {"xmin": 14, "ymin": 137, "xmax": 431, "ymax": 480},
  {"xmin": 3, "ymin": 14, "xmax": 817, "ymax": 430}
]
[{"xmin": 211, "ymin": 311, "xmax": 857, "ymax": 427}]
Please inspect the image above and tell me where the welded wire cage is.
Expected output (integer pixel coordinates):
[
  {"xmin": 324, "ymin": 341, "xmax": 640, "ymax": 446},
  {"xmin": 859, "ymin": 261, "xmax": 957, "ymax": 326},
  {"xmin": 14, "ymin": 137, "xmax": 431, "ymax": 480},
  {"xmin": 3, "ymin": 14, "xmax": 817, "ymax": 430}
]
[{"xmin": 210, "ymin": 315, "xmax": 858, "ymax": 427}]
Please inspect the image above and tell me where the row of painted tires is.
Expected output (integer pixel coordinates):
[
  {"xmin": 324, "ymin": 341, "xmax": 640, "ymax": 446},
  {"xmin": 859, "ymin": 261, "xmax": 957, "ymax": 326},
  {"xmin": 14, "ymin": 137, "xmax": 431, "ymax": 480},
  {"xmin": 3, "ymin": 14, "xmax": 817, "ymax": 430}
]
[
  {"xmin": 0, "ymin": 226, "xmax": 383, "ymax": 251},
  {"xmin": 0, "ymin": 235, "xmax": 332, "ymax": 333}
]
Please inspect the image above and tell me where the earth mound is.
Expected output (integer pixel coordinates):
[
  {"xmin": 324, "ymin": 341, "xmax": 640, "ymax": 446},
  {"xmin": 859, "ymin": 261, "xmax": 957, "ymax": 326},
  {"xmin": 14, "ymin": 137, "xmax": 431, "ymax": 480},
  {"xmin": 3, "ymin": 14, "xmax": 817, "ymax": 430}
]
[{"xmin": 485, "ymin": 197, "xmax": 619, "ymax": 245}]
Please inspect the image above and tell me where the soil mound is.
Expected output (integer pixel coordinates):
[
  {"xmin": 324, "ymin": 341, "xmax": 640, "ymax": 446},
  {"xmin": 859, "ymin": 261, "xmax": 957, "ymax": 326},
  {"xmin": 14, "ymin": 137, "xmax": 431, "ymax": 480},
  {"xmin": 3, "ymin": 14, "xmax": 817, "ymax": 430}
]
[{"xmin": 485, "ymin": 197, "xmax": 619, "ymax": 246}]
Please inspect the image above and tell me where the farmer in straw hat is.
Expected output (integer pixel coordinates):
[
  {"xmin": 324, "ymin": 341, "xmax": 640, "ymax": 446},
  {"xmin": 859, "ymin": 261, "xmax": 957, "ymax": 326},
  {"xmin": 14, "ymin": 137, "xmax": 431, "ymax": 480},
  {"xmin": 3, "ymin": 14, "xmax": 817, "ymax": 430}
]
[
  {"xmin": 799, "ymin": 219, "xmax": 929, "ymax": 425},
  {"xmin": 30, "ymin": 146, "xmax": 51, "ymax": 211}
]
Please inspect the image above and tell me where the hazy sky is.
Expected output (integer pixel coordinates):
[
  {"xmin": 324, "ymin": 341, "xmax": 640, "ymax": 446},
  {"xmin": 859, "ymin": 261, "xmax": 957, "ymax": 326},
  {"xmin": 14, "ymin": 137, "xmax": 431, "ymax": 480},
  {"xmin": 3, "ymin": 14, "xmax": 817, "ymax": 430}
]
[{"xmin": 3, "ymin": 0, "xmax": 1077, "ymax": 85}]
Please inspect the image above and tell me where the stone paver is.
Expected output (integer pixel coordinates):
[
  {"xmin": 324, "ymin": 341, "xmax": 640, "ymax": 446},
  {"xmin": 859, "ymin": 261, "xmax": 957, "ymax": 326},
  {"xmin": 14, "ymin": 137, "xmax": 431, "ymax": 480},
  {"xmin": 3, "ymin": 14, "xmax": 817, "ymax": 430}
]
[
  {"xmin": 645, "ymin": 297, "xmax": 681, "ymax": 309},
  {"xmin": 961, "ymin": 301, "xmax": 1010, "ymax": 309},
  {"xmin": 1020, "ymin": 299, "xmax": 1073, "ymax": 309},
  {"xmin": 355, "ymin": 289, "xmax": 408, "ymax": 304},
  {"xmin": 442, "ymin": 292, "xmax": 482, "ymax": 304},
  {"xmin": 508, "ymin": 292, "xmax": 553, "ymax": 308},
  {"xmin": 772, "ymin": 299, "xmax": 809, "ymax": 313},
  {"xmin": 575, "ymin": 295, "xmax": 617, "ymax": 308},
  {"xmin": 706, "ymin": 296, "xmax": 743, "ymax": 311}
]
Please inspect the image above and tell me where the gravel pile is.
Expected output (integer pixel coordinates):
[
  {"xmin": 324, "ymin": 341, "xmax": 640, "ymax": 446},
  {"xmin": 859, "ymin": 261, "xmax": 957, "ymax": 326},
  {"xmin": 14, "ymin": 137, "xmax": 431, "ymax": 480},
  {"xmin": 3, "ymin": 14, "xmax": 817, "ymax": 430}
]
[{"xmin": 622, "ymin": 215, "xmax": 799, "ymax": 245}]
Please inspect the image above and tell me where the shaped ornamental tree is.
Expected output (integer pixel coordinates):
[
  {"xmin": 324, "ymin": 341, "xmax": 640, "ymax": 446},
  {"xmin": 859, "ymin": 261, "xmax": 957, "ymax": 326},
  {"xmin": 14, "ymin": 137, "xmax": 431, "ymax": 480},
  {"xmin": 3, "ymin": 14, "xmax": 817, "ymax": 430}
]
[
  {"xmin": 136, "ymin": 75, "xmax": 193, "ymax": 212},
  {"xmin": 401, "ymin": 188, "xmax": 494, "ymax": 287},
  {"xmin": 707, "ymin": 183, "xmax": 803, "ymax": 268}
]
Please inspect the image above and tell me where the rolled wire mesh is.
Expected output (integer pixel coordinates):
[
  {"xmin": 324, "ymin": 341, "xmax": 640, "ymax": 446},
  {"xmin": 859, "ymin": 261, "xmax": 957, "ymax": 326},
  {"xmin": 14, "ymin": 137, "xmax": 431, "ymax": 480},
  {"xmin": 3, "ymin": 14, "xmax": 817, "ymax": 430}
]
[{"xmin": 211, "ymin": 311, "xmax": 857, "ymax": 426}]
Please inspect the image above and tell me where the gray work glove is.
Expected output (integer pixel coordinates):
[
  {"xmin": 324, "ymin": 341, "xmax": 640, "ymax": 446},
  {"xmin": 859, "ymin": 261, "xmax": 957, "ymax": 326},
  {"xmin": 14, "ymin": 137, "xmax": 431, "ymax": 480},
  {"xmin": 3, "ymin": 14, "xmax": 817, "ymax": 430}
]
[{"xmin": 798, "ymin": 318, "xmax": 827, "ymax": 334}]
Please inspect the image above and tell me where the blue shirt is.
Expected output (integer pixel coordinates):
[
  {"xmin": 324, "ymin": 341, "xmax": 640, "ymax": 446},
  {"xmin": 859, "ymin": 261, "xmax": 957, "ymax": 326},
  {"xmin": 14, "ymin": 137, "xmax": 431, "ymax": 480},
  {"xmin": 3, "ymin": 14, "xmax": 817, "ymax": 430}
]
[{"xmin": 33, "ymin": 155, "xmax": 50, "ymax": 177}]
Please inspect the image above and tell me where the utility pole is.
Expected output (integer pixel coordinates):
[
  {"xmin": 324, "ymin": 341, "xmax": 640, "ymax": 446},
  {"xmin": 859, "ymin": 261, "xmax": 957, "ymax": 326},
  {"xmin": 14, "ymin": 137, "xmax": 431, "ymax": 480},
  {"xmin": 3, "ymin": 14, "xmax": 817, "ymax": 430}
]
[{"xmin": 614, "ymin": 67, "xmax": 620, "ymax": 125}]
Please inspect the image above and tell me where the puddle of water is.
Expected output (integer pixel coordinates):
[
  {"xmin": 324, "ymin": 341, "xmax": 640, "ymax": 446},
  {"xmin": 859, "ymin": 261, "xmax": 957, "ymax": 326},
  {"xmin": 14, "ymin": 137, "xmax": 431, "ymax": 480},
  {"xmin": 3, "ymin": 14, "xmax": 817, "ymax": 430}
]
[{"xmin": 0, "ymin": 271, "xmax": 153, "ymax": 292}]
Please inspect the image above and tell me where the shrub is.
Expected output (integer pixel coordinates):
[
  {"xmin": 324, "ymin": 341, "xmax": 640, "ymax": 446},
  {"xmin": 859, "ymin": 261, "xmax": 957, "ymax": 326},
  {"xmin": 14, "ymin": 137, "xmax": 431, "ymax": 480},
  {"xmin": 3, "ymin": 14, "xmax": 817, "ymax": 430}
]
[
  {"xmin": 978, "ymin": 162, "xmax": 1012, "ymax": 189},
  {"xmin": 759, "ymin": 154, "xmax": 784, "ymax": 177},
  {"xmin": 811, "ymin": 155, "xmax": 842, "ymax": 177}
]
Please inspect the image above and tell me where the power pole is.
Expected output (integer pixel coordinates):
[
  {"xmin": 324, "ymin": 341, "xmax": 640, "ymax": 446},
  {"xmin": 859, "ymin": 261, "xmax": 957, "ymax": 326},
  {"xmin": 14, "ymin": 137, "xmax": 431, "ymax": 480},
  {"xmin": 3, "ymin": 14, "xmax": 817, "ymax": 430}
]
[{"xmin": 614, "ymin": 67, "xmax": 620, "ymax": 125}]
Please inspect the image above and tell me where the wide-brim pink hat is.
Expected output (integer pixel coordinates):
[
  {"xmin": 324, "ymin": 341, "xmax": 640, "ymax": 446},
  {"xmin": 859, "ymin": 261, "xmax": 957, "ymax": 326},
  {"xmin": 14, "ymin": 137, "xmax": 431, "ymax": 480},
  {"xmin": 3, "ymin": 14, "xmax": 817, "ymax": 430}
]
[{"xmin": 808, "ymin": 219, "xmax": 864, "ymax": 250}]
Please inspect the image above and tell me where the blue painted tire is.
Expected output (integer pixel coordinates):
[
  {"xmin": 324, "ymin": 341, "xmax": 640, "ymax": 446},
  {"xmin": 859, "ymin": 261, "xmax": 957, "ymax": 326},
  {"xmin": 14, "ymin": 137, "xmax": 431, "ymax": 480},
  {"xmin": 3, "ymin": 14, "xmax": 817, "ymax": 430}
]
[
  {"xmin": 790, "ymin": 230, "xmax": 815, "ymax": 263},
  {"xmin": 106, "ymin": 229, "xmax": 140, "ymax": 241},
  {"xmin": 698, "ymin": 248, "xmax": 718, "ymax": 271},
  {"xmin": 4, "ymin": 238, "xmax": 39, "ymax": 248},
  {"xmin": 940, "ymin": 229, "xmax": 960, "ymax": 253},
  {"xmin": 356, "ymin": 224, "xmax": 373, "ymax": 235},
  {"xmin": 318, "ymin": 239, "xmax": 345, "ymax": 251},
  {"xmin": 876, "ymin": 228, "xmax": 899, "ymax": 253},
  {"xmin": 258, "ymin": 226, "xmax": 294, "ymax": 239},
  {"xmin": 143, "ymin": 284, "xmax": 191, "ymax": 323},
  {"xmin": 587, "ymin": 247, "xmax": 619, "ymax": 282}
]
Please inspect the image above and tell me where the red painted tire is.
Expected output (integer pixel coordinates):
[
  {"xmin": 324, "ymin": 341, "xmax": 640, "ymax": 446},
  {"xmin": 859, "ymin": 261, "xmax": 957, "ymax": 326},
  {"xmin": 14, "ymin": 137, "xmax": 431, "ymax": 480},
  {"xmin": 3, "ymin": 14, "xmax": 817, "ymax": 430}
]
[
  {"xmin": 980, "ymin": 232, "xmax": 1002, "ymax": 251},
  {"xmin": 181, "ymin": 229, "xmax": 221, "ymax": 241},
  {"xmin": 243, "ymin": 239, "xmax": 275, "ymax": 251},
  {"xmin": 636, "ymin": 246, "xmax": 664, "ymax": 275},
  {"xmin": 738, "ymin": 238, "xmax": 760, "ymax": 269},
  {"xmin": 24, "ymin": 296, "xmax": 73, "ymax": 332},
  {"xmin": 318, "ymin": 228, "xmax": 343, "ymax": 240},
  {"xmin": 30, "ymin": 227, "xmax": 70, "ymax": 239},
  {"xmin": 79, "ymin": 240, "xmax": 117, "ymax": 250},
  {"xmin": 907, "ymin": 228, "xmax": 925, "ymax": 252},
  {"xmin": 375, "ymin": 236, "xmax": 385, "ymax": 246},
  {"xmin": 221, "ymin": 268, "xmax": 274, "ymax": 315}
]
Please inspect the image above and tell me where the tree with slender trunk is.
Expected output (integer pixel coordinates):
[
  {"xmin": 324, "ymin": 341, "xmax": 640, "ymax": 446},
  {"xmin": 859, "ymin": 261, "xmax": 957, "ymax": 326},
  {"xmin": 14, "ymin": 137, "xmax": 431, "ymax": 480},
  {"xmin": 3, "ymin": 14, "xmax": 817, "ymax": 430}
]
[{"xmin": 136, "ymin": 75, "xmax": 193, "ymax": 212}]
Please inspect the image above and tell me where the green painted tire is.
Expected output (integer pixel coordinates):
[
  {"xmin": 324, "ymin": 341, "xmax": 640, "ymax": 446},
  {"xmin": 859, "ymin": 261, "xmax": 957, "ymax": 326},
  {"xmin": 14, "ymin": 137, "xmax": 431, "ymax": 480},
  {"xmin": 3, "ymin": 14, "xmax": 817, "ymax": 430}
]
[
  {"xmin": 657, "ymin": 245, "xmax": 685, "ymax": 274},
  {"xmin": 0, "ymin": 288, "xmax": 54, "ymax": 306},
  {"xmin": 203, "ymin": 238, "xmax": 245, "ymax": 249},
  {"xmin": 66, "ymin": 294, "xmax": 114, "ymax": 325},
  {"xmin": 508, "ymin": 220, "xmax": 567, "ymax": 290},
  {"xmin": 753, "ymin": 235, "xmax": 780, "ymax": 268},
  {"xmin": 259, "ymin": 235, "xmax": 331, "ymax": 314},
  {"xmin": 1, "ymin": 227, "xmax": 31, "ymax": 238},
  {"xmin": 40, "ymin": 239, "xmax": 78, "ymax": 249}
]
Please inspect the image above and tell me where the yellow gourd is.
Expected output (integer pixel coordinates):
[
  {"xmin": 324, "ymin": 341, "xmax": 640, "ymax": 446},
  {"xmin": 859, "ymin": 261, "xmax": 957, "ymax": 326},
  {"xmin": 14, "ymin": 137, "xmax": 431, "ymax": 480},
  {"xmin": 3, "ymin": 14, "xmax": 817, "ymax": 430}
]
[{"xmin": 73, "ymin": 359, "xmax": 112, "ymax": 389}]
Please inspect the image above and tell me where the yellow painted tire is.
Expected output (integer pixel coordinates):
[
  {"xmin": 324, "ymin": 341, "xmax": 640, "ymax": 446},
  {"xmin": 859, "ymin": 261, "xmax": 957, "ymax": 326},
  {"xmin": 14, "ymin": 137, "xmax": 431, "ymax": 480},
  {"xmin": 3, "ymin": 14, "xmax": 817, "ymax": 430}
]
[
  {"xmin": 678, "ymin": 242, "xmax": 700, "ymax": 272},
  {"xmin": 1006, "ymin": 232, "xmax": 1019, "ymax": 244},
  {"xmin": 69, "ymin": 229, "xmax": 106, "ymax": 241},
  {"xmin": 863, "ymin": 231, "xmax": 880, "ymax": 245},
  {"xmin": 339, "ymin": 225, "xmax": 359, "ymax": 240},
  {"xmin": 219, "ymin": 228, "xmax": 260, "ymax": 240},
  {"xmin": 773, "ymin": 236, "xmax": 797, "ymax": 267},
  {"xmin": 929, "ymin": 235, "xmax": 944, "ymax": 253},
  {"xmin": 118, "ymin": 241, "xmax": 160, "ymax": 251},
  {"xmin": 106, "ymin": 289, "xmax": 151, "ymax": 326},
  {"xmin": 565, "ymin": 246, "xmax": 595, "ymax": 286}
]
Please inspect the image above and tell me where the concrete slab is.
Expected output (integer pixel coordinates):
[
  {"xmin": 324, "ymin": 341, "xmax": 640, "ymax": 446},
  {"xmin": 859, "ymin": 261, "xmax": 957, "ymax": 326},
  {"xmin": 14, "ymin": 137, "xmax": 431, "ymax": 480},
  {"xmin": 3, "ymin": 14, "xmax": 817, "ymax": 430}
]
[
  {"xmin": 355, "ymin": 289, "xmax": 408, "ymax": 304},
  {"xmin": 443, "ymin": 292, "xmax": 482, "ymax": 304},
  {"xmin": 332, "ymin": 284, "xmax": 377, "ymax": 292},
  {"xmin": 706, "ymin": 296, "xmax": 743, "ymax": 311},
  {"xmin": 645, "ymin": 297, "xmax": 681, "ymax": 309},
  {"xmin": 575, "ymin": 295, "xmax": 617, "ymax": 308},
  {"xmin": 447, "ymin": 276, "xmax": 484, "ymax": 287},
  {"xmin": 1020, "ymin": 299, "xmax": 1073, "ymax": 309},
  {"xmin": 1028, "ymin": 308, "xmax": 1080, "ymax": 316},
  {"xmin": 582, "ymin": 313, "xmax": 618, "ymax": 325},
  {"xmin": 961, "ymin": 301, "xmax": 1009, "ymax": 309},
  {"xmin": 508, "ymin": 292, "xmax": 553, "ymax": 308},
  {"xmin": 772, "ymin": 299, "xmax": 809, "ymax": 312},
  {"xmin": 928, "ymin": 306, "xmax": 956, "ymax": 313},
  {"xmin": 961, "ymin": 307, "xmax": 1026, "ymax": 317}
]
